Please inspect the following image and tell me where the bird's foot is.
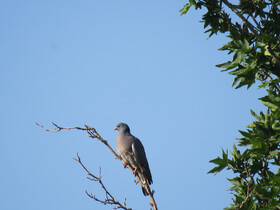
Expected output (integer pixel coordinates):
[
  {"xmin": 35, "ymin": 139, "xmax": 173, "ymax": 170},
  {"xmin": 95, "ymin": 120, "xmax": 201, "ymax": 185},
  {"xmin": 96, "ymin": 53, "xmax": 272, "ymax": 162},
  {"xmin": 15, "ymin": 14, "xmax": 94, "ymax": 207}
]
[
  {"xmin": 132, "ymin": 168, "xmax": 138, "ymax": 176},
  {"xmin": 123, "ymin": 162, "xmax": 128, "ymax": 168}
]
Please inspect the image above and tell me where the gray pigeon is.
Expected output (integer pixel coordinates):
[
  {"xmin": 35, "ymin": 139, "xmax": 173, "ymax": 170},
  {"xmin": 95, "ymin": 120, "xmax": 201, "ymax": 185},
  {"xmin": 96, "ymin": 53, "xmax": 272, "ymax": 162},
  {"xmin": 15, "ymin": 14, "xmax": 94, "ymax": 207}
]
[{"xmin": 114, "ymin": 122, "xmax": 153, "ymax": 196}]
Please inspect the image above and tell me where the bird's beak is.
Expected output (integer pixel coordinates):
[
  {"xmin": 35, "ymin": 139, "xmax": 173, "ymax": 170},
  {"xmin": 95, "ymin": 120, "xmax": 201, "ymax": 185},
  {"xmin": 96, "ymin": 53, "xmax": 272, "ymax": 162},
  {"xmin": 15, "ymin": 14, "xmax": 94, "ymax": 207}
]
[{"xmin": 114, "ymin": 127, "xmax": 118, "ymax": 131}]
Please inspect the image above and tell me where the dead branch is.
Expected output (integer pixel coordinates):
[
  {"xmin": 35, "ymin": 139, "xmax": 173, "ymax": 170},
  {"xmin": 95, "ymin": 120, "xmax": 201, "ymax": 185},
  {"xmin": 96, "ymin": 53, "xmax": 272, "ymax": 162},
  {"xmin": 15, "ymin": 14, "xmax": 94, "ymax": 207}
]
[
  {"xmin": 36, "ymin": 122, "xmax": 158, "ymax": 210},
  {"xmin": 74, "ymin": 153, "xmax": 131, "ymax": 210}
]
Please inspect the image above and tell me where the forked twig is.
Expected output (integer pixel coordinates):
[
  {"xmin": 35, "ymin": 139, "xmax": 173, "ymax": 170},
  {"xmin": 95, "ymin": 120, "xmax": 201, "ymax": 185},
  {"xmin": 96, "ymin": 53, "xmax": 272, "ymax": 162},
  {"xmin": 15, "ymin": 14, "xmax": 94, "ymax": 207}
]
[{"xmin": 74, "ymin": 153, "xmax": 130, "ymax": 210}]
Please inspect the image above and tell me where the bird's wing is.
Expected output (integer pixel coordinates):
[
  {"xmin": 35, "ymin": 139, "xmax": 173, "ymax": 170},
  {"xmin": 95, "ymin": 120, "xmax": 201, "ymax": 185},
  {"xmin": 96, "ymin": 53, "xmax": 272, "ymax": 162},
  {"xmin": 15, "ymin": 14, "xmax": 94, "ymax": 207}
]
[{"xmin": 132, "ymin": 137, "xmax": 153, "ymax": 184}]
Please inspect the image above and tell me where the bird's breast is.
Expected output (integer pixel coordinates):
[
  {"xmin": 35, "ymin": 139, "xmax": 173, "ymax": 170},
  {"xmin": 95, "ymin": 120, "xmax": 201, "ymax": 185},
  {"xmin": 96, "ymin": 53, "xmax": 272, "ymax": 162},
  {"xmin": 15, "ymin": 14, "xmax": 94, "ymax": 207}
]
[{"xmin": 116, "ymin": 133, "xmax": 134, "ymax": 155}]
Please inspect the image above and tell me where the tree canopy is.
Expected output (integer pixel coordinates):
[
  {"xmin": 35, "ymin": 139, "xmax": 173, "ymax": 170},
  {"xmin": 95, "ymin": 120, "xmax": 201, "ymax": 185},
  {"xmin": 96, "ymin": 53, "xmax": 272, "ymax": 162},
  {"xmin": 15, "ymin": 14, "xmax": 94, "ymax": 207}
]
[{"xmin": 181, "ymin": 0, "xmax": 280, "ymax": 209}]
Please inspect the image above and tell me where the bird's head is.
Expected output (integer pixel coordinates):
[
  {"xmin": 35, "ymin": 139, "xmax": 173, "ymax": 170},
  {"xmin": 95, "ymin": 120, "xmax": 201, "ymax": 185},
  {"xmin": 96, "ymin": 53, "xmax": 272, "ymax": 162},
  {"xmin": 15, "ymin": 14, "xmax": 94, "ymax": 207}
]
[{"xmin": 114, "ymin": 122, "xmax": 130, "ymax": 133}]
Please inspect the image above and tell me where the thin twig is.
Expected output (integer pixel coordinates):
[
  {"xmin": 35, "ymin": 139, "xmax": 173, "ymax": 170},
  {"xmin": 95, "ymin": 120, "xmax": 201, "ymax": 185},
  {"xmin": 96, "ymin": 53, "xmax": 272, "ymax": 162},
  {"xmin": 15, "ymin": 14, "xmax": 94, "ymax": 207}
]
[
  {"xmin": 74, "ymin": 153, "xmax": 130, "ymax": 210},
  {"xmin": 249, "ymin": 14, "xmax": 261, "ymax": 30},
  {"xmin": 238, "ymin": 161, "xmax": 256, "ymax": 209}
]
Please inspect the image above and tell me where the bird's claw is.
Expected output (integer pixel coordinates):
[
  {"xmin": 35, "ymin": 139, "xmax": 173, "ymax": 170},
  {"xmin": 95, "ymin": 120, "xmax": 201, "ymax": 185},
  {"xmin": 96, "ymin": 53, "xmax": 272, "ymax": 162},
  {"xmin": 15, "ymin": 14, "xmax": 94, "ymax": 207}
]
[
  {"xmin": 132, "ymin": 168, "xmax": 138, "ymax": 176},
  {"xmin": 123, "ymin": 162, "xmax": 128, "ymax": 168}
]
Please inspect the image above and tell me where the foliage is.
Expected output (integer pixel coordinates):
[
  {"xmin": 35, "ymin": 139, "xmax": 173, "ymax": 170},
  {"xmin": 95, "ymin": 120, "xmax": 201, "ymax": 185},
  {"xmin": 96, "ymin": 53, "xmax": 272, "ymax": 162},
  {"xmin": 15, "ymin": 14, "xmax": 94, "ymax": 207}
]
[{"xmin": 181, "ymin": 0, "xmax": 280, "ymax": 209}]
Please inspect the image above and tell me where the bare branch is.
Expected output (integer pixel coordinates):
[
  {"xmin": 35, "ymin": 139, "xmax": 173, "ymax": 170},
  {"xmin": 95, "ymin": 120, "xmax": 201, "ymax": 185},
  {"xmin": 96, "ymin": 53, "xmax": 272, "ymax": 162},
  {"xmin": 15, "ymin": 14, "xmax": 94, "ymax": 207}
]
[
  {"xmin": 74, "ymin": 153, "xmax": 130, "ymax": 210},
  {"xmin": 36, "ymin": 122, "xmax": 87, "ymax": 132},
  {"xmin": 129, "ymin": 151, "xmax": 157, "ymax": 209},
  {"xmin": 37, "ymin": 122, "xmax": 158, "ymax": 210},
  {"xmin": 36, "ymin": 122, "xmax": 120, "ymax": 159}
]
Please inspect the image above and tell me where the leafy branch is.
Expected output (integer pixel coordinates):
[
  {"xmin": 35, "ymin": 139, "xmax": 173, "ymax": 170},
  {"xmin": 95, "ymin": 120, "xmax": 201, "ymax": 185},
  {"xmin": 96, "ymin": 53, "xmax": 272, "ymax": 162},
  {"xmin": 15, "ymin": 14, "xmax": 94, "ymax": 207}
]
[
  {"xmin": 222, "ymin": 0, "xmax": 258, "ymax": 36},
  {"xmin": 237, "ymin": 161, "xmax": 256, "ymax": 209},
  {"xmin": 221, "ymin": 0, "xmax": 280, "ymax": 64},
  {"xmin": 181, "ymin": 0, "xmax": 280, "ymax": 90},
  {"xmin": 181, "ymin": 1, "xmax": 280, "ymax": 209},
  {"xmin": 208, "ymin": 110, "xmax": 280, "ymax": 209}
]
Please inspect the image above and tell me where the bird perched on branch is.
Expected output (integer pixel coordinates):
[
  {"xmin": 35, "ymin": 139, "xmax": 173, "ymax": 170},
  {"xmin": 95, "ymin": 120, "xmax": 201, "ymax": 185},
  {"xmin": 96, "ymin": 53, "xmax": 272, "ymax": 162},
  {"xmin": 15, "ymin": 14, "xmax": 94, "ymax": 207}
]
[{"xmin": 114, "ymin": 122, "xmax": 153, "ymax": 196}]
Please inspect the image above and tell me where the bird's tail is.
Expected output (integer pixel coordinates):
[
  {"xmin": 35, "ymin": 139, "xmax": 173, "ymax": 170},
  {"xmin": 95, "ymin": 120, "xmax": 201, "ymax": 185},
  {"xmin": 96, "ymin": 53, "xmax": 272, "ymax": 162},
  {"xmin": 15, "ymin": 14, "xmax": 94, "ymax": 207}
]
[
  {"xmin": 137, "ymin": 173, "xmax": 150, "ymax": 196},
  {"xmin": 142, "ymin": 186, "xmax": 149, "ymax": 196}
]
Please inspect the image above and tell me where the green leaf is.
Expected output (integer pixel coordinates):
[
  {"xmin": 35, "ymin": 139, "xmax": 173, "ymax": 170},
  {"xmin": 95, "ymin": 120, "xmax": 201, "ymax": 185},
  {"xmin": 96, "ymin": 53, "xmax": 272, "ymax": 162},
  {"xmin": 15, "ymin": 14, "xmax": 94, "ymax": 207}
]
[
  {"xmin": 239, "ymin": 130, "xmax": 251, "ymax": 138},
  {"xmin": 189, "ymin": 0, "xmax": 196, "ymax": 4},
  {"xmin": 209, "ymin": 157, "xmax": 226, "ymax": 165},
  {"xmin": 229, "ymin": 67, "xmax": 247, "ymax": 76},
  {"xmin": 208, "ymin": 165, "xmax": 227, "ymax": 175},
  {"xmin": 272, "ymin": 176, "xmax": 280, "ymax": 185},
  {"xmin": 180, "ymin": 2, "xmax": 195, "ymax": 15},
  {"xmin": 255, "ymin": 185, "xmax": 274, "ymax": 200},
  {"xmin": 260, "ymin": 93, "xmax": 280, "ymax": 111},
  {"xmin": 231, "ymin": 144, "xmax": 240, "ymax": 158},
  {"xmin": 262, "ymin": 100, "xmax": 279, "ymax": 111},
  {"xmin": 232, "ymin": 51, "xmax": 244, "ymax": 64},
  {"xmin": 250, "ymin": 109, "xmax": 260, "ymax": 120},
  {"xmin": 218, "ymin": 41, "xmax": 234, "ymax": 51},
  {"xmin": 216, "ymin": 61, "xmax": 232, "ymax": 69},
  {"xmin": 208, "ymin": 149, "xmax": 229, "ymax": 175},
  {"xmin": 227, "ymin": 177, "xmax": 241, "ymax": 191},
  {"xmin": 222, "ymin": 149, "xmax": 228, "ymax": 160},
  {"xmin": 232, "ymin": 77, "xmax": 241, "ymax": 87},
  {"xmin": 268, "ymin": 149, "xmax": 279, "ymax": 159},
  {"xmin": 258, "ymin": 81, "xmax": 270, "ymax": 89}
]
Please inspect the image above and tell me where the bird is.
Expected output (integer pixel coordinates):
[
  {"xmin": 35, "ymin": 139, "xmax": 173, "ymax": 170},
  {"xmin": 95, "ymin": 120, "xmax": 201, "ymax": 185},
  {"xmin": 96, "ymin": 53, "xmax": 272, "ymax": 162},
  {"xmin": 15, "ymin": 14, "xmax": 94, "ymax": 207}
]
[{"xmin": 114, "ymin": 122, "xmax": 153, "ymax": 196}]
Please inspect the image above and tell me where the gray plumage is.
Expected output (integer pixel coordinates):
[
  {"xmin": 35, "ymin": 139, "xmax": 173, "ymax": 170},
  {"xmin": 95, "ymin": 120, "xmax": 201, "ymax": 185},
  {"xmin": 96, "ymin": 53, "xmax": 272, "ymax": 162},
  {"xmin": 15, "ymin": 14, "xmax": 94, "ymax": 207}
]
[{"xmin": 114, "ymin": 122, "xmax": 152, "ymax": 196}]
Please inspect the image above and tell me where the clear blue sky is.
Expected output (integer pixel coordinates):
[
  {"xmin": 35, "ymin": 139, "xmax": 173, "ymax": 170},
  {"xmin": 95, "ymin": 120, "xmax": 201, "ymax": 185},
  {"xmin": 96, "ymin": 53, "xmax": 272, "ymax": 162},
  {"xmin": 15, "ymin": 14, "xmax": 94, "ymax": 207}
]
[{"xmin": 1, "ymin": 1, "xmax": 266, "ymax": 209}]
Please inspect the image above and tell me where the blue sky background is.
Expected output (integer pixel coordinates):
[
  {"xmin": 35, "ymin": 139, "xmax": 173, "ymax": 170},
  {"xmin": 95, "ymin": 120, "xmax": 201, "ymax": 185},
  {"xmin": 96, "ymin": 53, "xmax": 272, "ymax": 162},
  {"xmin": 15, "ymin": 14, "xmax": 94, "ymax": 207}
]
[{"xmin": 1, "ymin": 1, "xmax": 266, "ymax": 209}]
